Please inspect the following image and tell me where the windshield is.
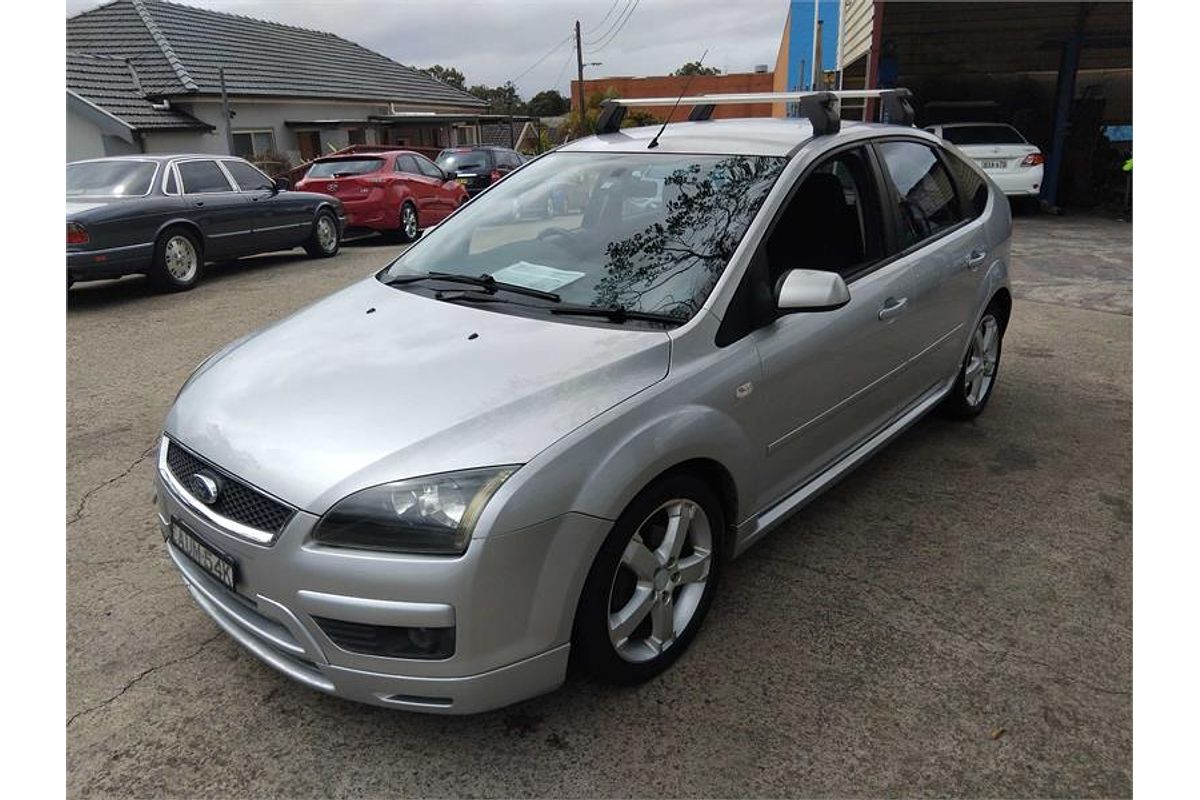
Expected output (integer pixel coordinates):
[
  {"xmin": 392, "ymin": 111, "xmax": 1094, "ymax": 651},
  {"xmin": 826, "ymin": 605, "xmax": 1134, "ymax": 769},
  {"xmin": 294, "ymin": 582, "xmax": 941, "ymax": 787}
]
[
  {"xmin": 381, "ymin": 151, "xmax": 787, "ymax": 322},
  {"xmin": 437, "ymin": 151, "xmax": 491, "ymax": 172},
  {"xmin": 941, "ymin": 125, "xmax": 1026, "ymax": 145},
  {"xmin": 66, "ymin": 160, "xmax": 157, "ymax": 197},
  {"xmin": 306, "ymin": 158, "xmax": 382, "ymax": 178}
]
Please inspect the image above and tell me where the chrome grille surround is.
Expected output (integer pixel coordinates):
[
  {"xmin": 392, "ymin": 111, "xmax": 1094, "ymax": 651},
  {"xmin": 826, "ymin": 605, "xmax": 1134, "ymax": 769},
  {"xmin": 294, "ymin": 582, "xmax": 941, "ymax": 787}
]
[{"xmin": 158, "ymin": 435, "xmax": 295, "ymax": 544}]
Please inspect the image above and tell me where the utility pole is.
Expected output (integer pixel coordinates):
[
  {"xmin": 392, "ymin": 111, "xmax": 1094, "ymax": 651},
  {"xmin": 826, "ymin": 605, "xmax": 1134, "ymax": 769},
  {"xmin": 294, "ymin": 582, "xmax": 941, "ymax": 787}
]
[
  {"xmin": 575, "ymin": 20, "xmax": 585, "ymax": 121},
  {"xmin": 219, "ymin": 67, "xmax": 235, "ymax": 155}
]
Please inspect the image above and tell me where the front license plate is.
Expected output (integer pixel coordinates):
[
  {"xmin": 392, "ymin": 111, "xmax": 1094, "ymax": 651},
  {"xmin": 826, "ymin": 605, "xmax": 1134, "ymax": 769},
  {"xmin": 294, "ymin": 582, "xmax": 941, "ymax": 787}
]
[
  {"xmin": 979, "ymin": 159, "xmax": 1007, "ymax": 170},
  {"xmin": 170, "ymin": 520, "xmax": 237, "ymax": 590}
]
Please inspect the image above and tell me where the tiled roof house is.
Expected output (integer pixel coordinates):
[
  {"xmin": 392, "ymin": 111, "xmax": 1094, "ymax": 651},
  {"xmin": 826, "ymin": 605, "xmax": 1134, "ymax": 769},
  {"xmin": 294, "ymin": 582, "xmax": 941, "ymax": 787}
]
[{"xmin": 67, "ymin": 0, "xmax": 490, "ymax": 163}]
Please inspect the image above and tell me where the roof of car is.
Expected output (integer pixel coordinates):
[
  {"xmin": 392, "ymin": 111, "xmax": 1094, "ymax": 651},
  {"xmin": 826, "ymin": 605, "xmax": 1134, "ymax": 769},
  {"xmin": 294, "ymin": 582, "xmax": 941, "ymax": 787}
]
[
  {"xmin": 69, "ymin": 154, "xmax": 251, "ymax": 163},
  {"xmin": 559, "ymin": 118, "xmax": 938, "ymax": 157}
]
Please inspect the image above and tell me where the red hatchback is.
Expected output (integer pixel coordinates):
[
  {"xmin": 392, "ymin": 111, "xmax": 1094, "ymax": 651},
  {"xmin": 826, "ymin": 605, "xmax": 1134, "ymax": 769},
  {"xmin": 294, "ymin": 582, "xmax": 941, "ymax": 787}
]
[{"xmin": 295, "ymin": 150, "xmax": 468, "ymax": 241}]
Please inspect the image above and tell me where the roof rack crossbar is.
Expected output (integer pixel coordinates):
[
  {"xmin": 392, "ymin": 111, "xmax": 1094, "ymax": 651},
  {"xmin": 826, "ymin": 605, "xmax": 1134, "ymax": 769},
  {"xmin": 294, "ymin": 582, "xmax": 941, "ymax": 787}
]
[{"xmin": 594, "ymin": 88, "xmax": 915, "ymax": 135}]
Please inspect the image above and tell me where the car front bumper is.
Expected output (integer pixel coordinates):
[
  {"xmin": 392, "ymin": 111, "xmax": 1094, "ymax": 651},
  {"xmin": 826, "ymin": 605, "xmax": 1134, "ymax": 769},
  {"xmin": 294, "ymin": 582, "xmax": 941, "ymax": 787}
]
[{"xmin": 153, "ymin": 444, "xmax": 608, "ymax": 713}]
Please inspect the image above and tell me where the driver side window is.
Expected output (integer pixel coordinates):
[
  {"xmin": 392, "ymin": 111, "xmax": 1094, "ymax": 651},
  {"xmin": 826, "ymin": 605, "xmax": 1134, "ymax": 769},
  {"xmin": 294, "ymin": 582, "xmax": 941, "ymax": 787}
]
[{"xmin": 764, "ymin": 146, "xmax": 883, "ymax": 288}]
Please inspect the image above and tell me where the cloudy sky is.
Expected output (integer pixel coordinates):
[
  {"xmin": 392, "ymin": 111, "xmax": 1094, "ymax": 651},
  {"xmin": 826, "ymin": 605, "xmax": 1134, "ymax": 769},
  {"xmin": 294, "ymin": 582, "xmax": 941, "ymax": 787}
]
[{"xmin": 65, "ymin": 0, "xmax": 788, "ymax": 98}]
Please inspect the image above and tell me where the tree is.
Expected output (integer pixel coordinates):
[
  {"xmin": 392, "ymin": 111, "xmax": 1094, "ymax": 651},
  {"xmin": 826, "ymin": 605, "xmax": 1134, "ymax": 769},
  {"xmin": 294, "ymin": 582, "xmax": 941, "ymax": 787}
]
[
  {"xmin": 527, "ymin": 89, "xmax": 570, "ymax": 117},
  {"xmin": 673, "ymin": 62, "xmax": 721, "ymax": 77},
  {"xmin": 418, "ymin": 64, "xmax": 466, "ymax": 90},
  {"xmin": 467, "ymin": 81, "xmax": 525, "ymax": 113}
]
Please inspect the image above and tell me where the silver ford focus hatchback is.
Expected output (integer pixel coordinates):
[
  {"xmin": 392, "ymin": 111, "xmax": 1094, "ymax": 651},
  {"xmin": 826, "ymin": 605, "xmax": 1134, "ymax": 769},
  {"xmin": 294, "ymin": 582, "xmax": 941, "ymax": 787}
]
[{"xmin": 155, "ymin": 90, "xmax": 1012, "ymax": 713}]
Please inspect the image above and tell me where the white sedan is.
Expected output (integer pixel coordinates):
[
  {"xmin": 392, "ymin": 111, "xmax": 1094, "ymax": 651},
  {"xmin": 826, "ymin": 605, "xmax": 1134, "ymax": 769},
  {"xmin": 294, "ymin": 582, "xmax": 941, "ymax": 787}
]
[{"xmin": 925, "ymin": 123, "xmax": 1044, "ymax": 198}]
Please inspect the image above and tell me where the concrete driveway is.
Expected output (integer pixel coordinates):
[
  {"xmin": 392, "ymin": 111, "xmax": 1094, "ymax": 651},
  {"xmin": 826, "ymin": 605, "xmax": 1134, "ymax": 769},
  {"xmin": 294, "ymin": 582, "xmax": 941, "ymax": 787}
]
[{"xmin": 66, "ymin": 214, "xmax": 1131, "ymax": 798}]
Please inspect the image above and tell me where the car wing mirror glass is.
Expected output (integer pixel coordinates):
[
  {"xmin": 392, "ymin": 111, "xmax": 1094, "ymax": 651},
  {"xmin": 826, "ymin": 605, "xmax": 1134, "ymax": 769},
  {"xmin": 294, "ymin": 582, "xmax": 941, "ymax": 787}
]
[
  {"xmin": 273, "ymin": 177, "xmax": 290, "ymax": 192},
  {"xmin": 776, "ymin": 269, "xmax": 851, "ymax": 312}
]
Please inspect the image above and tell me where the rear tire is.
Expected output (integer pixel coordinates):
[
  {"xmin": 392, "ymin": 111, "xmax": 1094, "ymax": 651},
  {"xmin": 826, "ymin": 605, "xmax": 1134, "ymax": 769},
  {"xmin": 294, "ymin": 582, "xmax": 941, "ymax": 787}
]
[
  {"xmin": 149, "ymin": 227, "xmax": 203, "ymax": 292},
  {"xmin": 394, "ymin": 201, "xmax": 419, "ymax": 243},
  {"xmin": 941, "ymin": 300, "xmax": 1006, "ymax": 419},
  {"xmin": 571, "ymin": 474, "xmax": 724, "ymax": 685},
  {"xmin": 304, "ymin": 210, "xmax": 340, "ymax": 258}
]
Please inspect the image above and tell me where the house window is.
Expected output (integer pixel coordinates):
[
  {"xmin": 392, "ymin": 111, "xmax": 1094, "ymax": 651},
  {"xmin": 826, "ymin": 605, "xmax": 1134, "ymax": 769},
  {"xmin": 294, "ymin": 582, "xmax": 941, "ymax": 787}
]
[
  {"xmin": 232, "ymin": 129, "xmax": 276, "ymax": 158},
  {"xmin": 347, "ymin": 128, "xmax": 366, "ymax": 145}
]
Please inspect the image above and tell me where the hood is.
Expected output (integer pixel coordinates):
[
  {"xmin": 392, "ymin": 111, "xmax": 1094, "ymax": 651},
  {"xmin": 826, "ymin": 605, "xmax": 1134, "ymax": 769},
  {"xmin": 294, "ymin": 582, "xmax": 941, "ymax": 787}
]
[{"xmin": 166, "ymin": 278, "xmax": 671, "ymax": 513}]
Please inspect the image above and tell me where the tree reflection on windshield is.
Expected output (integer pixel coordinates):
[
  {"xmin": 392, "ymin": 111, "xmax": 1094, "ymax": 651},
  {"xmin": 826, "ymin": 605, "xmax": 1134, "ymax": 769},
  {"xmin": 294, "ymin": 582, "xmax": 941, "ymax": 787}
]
[{"xmin": 594, "ymin": 156, "xmax": 787, "ymax": 319}]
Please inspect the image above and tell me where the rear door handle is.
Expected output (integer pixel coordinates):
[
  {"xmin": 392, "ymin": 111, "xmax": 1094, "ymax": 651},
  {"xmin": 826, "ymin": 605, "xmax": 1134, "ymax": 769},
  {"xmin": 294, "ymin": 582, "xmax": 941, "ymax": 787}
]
[
  {"xmin": 878, "ymin": 297, "xmax": 908, "ymax": 321},
  {"xmin": 966, "ymin": 249, "xmax": 988, "ymax": 268}
]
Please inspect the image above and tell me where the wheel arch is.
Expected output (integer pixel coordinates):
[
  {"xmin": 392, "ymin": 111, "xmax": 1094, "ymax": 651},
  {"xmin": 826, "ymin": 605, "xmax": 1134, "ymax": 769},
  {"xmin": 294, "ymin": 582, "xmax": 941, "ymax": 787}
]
[
  {"xmin": 990, "ymin": 286, "xmax": 1013, "ymax": 332},
  {"xmin": 153, "ymin": 218, "xmax": 205, "ymax": 252}
]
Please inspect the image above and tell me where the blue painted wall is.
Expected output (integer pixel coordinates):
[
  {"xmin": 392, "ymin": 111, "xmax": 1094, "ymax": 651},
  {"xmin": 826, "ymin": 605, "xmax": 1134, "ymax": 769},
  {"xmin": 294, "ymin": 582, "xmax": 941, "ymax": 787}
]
[{"xmin": 784, "ymin": 0, "xmax": 841, "ymax": 92}]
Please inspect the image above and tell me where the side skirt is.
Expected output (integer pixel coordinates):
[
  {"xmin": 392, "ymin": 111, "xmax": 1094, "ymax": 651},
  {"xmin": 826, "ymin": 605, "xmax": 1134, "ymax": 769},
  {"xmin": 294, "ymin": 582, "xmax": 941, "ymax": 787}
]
[{"xmin": 732, "ymin": 378, "xmax": 954, "ymax": 558}]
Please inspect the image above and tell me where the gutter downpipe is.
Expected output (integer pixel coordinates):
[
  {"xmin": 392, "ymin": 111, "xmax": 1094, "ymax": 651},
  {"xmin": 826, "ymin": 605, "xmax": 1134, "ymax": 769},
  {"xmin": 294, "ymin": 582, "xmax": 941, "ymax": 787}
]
[{"xmin": 220, "ymin": 67, "xmax": 235, "ymax": 155}]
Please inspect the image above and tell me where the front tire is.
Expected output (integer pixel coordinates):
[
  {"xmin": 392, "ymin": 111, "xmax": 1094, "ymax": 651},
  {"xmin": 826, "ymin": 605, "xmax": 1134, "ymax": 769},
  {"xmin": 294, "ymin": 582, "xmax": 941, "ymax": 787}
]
[
  {"xmin": 572, "ymin": 474, "xmax": 724, "ymax": 685},
  {"xmin": 149, "ymin": 227, "xmax": 203, "ymax": 292},
  {"xmin": 304, "ymin": 210, "xmax": 340, "ymax": 258},
  {"xmin": 942, "ymin": 301, "xmax": 1005, "ymax": 419}
]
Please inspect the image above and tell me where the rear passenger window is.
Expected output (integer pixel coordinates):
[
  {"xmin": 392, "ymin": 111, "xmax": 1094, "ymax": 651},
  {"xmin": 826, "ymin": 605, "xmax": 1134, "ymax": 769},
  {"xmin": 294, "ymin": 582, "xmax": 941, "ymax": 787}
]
[
  {"xmin": 177, "ymin": 160, "xmax": 233, "ymax": 194},
  {"xmin": 944, "ymin": 149, "xmax": 990, "ymax": 219},
  {"xmin": 395, "ymin": 155, "xmax": 419, "ymax": 175},
  {"xmin": 877, "ymin": 141, "xmax": 963, "ymax": 249}
]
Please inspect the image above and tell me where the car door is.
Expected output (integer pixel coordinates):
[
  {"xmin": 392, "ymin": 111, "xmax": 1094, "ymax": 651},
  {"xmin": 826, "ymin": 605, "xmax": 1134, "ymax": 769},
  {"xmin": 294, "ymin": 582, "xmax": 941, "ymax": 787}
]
[
  {"xmin": 744, "ymin": 144, "xmax": 928, "ymax": 508},
  {"xmin": 395, "ymin": 154, "xmax": 435, "ymax": 224},
  {"xmin": 219, "ymin": 159, "xmax": 291, "ymax": 250},
  {"xmin": 872, "ymin": 139, "xmax": 982, "ymax": 390},
  {"xmin": 412, "ymin": 154, "xmax": 454, "ymax": 222},
  {"xmin": 174, "ymin": 159, "xmax": 253, "ymax": 259}
]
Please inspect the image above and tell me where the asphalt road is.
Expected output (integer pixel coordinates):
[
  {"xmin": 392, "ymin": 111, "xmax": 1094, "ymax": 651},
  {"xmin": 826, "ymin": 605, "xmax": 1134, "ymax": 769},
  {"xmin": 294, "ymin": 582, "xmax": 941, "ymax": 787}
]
[{"xmin": 66, "ymin": 215, "xmax": 1132, "ymax": 798}]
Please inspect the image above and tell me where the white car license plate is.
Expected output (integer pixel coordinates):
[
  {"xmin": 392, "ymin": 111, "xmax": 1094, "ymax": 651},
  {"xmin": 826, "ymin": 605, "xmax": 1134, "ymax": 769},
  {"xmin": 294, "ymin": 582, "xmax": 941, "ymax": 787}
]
[
  {"xmin": 979, "ymin": 159, "xmax": 1007, "ymax": 170},
  {"xmin": 170, "ymin": 520, "xmax": 237, "ymax": 590}
]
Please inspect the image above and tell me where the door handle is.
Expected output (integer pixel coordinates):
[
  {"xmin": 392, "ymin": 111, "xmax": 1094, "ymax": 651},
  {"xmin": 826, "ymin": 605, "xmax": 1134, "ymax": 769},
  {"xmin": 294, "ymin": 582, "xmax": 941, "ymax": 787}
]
[
  {"xmin": 193, "ymin": 201, "xmax": 205, "ymax": 207},
  {"xmin": 966, "ymin": 249, "xmax": 987, "ymax": 269},
  {"xmin": 878, "ymin": 297, "xmax": 908, "ymax": 321}
]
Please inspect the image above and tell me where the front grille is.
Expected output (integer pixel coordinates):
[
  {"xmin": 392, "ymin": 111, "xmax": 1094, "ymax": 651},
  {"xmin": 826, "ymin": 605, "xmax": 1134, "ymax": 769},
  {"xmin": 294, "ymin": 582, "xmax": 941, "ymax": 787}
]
[
  {"xmin": 165, "ymin": 440, "xmax": 295, "ymax": 536},
  {"xmin": 314, "ymin": 617, "xmax": 455, "ymax": 660}
]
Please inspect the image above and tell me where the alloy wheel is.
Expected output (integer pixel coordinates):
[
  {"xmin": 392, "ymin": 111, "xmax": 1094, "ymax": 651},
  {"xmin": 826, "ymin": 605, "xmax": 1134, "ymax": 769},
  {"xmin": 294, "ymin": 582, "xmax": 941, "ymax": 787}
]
[
  {"xmin": 402, "ymin": 205, "xmax": 418, "ymax": 239},
  {"xmin": 963, "ymin": 314, "xmax": 1000, "ymax": 406},
  {"xmin": 607, "ymin": 499, "xmax": 713, "ymax": 663},
  {"xmin": 164, "ymin": 235, "xmax": 198, "ymax": 282},
  {"xmin": 316, "ymin": 216, "xmax": 338, "ymax": 253}
]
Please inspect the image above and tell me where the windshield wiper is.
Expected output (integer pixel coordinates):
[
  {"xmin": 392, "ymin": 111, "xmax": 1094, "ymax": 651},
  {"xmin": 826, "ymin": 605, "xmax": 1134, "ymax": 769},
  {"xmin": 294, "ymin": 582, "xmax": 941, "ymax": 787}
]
[
  {"xmin": 429, "ymin": 291, "xmax": 682, "ymax": 326},
  {"xmin": 549, "ymin": 304, "xmax": 683, "ymax": 325},
  {"xmin": 385, "ymin": 271, "xmax": 560, "ymax": 301}
]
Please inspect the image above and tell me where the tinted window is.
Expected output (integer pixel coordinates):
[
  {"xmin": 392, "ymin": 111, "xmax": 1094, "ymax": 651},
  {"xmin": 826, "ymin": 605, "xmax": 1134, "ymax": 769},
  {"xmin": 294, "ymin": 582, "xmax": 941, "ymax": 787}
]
[
  {"xmin": 222, "ymin": 160, "xmax": 274, "ymax": 191},
  {"xmin": 414, "ymin": 155, "xmax": 444, "ymax": 179},
  {"xmin": 395, "ymin": 155, "xmax": 420, "ymax": 175},
  {"xmin": 177, "ymin": 160, "xmax": 233, "ymax": 194},
  {"xmin": 943, "ymin": 148, "xmax": 989, "ymax": 219},
  {"xmin": 306, "ymin": 158, "xmax": 382, "ymax": 178},
  {"xmin": 381, "ymin": 152, "xmax": 788, "ymax": 323},
  {"xmin": 66, "ymin": 160, "xmax": 157, "ymax": 197},
  {"xmin": 766, "ymin": 147, "xmax": 883, "ymax": 282},
  {"xmin": 437, "ymin": 150, "xmax": 490, "ymax": 173},
  {"xmin": 878, "ymin": 142, "xmax": 963, "ymax": 249},
  {"xmin": 940, "ymin": 125, "xmax": 1026, "ymax": 146}
]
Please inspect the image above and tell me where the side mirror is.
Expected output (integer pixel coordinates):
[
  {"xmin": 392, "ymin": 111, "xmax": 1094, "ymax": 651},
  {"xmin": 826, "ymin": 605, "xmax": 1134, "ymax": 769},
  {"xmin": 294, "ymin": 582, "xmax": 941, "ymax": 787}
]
[
  {"xmin": 776, "ymin": 269, "xmax": 851, "ymax": 312},
  {"xmin": 273, "ymin": 177, "xmax": 291, "ymax": 192},
  {"xmin": 443, "ymin": 169, "xmax": 458, "ymax": 182}
]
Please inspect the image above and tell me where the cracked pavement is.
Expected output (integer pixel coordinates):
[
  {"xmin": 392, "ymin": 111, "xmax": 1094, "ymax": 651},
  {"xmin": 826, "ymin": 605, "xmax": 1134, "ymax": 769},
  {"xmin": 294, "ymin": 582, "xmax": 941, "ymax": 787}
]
[{"xmin": 66, "ymin": 214, "xmax": 1131, "ymax": 797}]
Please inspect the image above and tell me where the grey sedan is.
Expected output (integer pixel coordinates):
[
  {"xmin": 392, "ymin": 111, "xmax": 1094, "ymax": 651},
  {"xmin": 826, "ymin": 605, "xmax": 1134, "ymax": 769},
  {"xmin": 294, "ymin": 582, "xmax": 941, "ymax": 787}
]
[{"xmin": 154, "ymin": 100, "xmax": 1011, "ymax": 713}]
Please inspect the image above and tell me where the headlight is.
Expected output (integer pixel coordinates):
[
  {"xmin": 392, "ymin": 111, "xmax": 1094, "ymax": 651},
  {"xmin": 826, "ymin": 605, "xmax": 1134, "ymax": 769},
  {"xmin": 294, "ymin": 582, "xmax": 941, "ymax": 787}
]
[{"xmin": 312, "ymin": 466, "xmax": 519, "ymax": 555}]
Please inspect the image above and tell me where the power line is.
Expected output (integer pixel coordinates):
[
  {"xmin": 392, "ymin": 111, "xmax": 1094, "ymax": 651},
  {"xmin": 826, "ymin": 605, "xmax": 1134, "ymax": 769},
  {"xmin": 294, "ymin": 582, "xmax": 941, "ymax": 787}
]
[
  {"xmin": 582, "ymin": 0, "xmax": 621, "ymax": 37},
  {"xmin": 552, "ymin": 46, "xmax": 575, "ymax": 92},
  {"xmin": 509, "ymin": 32, "xmax": 574, "ymax": 85},
  {"xmin": 588, "ymin": 0, "xmax": 640, "ymax": 52},
  {"xmin": 583, "ymin": 0, "xmax": 633, "ymax": 46}
]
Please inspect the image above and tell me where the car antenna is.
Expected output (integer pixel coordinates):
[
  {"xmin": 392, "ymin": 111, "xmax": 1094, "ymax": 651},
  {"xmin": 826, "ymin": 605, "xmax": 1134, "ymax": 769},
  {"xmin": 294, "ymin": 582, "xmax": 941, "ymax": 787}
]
[{"xmin": 647, "ymin": 49, "xmax": 709, "ymax": 150}]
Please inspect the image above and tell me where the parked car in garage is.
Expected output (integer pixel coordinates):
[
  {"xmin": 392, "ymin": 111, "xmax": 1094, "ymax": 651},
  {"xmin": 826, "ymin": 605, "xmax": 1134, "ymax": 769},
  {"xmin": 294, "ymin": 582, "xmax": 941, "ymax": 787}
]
[
  {"xmin": 925, "ymin": 123, "xmax": 1044, "ymax": 199},
  {"xmin": 435, "ymin": 145, "xmax": 526, "ymax": 196},
  {"xmin": 67, "ymin": 155, "xmax": 345, "ymax": 292},
  {"xmin": 295, "ymin": 150, "xmax": 468, "ymax": 242},
  {"xmin": 156, "ymin": 90, "xmax": 1012, "ymax": 713}
]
